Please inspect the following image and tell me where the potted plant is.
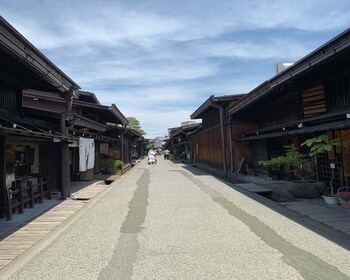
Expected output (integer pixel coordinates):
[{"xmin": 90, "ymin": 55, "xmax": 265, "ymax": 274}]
[
  {"xmin": 102, "ymin": 159, "xmax": 124, "ymax": 174},
  {"xmin": 301, "ymin": 134, "xmax": 341, "ymax": 203},
  {"xmin": 259, "ymin": 134, "xmax": 340, "ymax": 199},
  {"xmin": 322, "ymin": 163, "xmax": 339, "ymax": 205},
  {"xmin": 337, "ymin": 187, "xmax": 350, "ymax": 208},
  {"xmin": 258, "ymin": 144, "xmax": 307, "ymax": 180},
  {"xmin": 259, "ymin": 144, "xmax": 324, "ymax": 198}
]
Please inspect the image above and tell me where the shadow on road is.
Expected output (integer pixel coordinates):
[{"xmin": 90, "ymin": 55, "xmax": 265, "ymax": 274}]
[{"xmin": 179, "ymin": 162, "xmax": 350, "ymax": 252}]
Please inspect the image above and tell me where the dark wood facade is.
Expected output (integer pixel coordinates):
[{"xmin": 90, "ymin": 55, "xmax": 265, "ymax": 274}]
[
  {"xmin": 227, "ymin": 28, "xmax": 350, "ymax": 189},
  {"xmin": 22, "ymin": 90, "xmax": 130, "ymax": 181},
  {"xmin": 106, "ymin": 126, "xmax": 144, "ymax": 167},
  {"xmin": 0, "ymin": 16, "xmax": 80, "ymax": 219},
  {"xmin": 190, "ymin": 95, "xmax": 245, "ymax": 176},
  {"xmin": 168, "ymin": 123, "xmax": 201, "ymax": 162}
]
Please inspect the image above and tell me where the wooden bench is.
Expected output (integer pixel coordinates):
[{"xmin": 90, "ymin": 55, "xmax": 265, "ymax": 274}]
[
  {"xmin": 5, "ymin": 180, "xmax": 24, "ymax": 221},
  {"xmin": 4, "ymin": 176, "xmax": 51, "ymax": 221},
  {"xmin": 42, "ymin": 177, "xmax": 51, "ymax": 200},
  {"xmin": 28, "ymin": 178, "xmax": 44, "ymax": 204}
]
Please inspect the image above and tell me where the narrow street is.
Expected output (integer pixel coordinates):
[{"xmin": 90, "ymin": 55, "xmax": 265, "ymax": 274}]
[{"xmin": 4, "ymin": 158, "xmax": 350, "ymax": 280}]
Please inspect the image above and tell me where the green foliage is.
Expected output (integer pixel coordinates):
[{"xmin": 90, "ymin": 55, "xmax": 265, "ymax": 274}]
[
  {"xmin": 259, "ymin": 134, "xmax": 341, "ymax": 182},
  {"xmin": 259, "ymin": 134, "xmax": 341, "ymax": 168},
  {"xmin": 145, "ymin": 143, "xmax": 153, "ymax": 152},
  {"xmin": 258, "ymin": 144, "xmax": 306, "ymax": 167},
  {"xmin": 104, "ymin": 159, "xmax": 124, "ymax": 172},
  {"xmin": 301, "ymin": 134, "xmax": 341, "ymax": 157},
  {"xmin": 127, "ymin": 117, "xmax": 146, "ymax": 135}
]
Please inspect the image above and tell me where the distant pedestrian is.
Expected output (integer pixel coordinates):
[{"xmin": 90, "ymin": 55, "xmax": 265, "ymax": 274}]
[
  {"xmin": 164, "ymin": 149, "xmax": 170, "ymax": 160},
  {"xmin": 148, "ymin": 150, "xmax": 156, "ymax": 164}
]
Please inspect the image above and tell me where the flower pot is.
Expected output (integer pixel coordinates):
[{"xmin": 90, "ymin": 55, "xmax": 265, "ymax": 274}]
[
  {"xmin": 337, "ymin": 187, "xmax": 350, "ymax": 208},
  {"xmin": 322, "ymin": 195, "xmax": 339, "ymax": 205},
  {"xmin": 287, "ymin": 181, "xmax": 326, "ymax": 199}
]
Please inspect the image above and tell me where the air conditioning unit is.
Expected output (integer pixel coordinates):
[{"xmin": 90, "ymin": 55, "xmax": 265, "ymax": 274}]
[{"xmin": 274, "ymin": 62, "xmax": 294, "ymax": 74}]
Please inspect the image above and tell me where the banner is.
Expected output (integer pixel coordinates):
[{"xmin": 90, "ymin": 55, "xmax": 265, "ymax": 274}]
[{"xmin": 79, "ymin": 137, "xmax": 95, "ymax": 172}]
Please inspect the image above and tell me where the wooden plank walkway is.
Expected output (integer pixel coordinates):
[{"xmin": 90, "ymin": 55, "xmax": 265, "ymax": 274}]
[
  {"xmin": 70, "ymin": 182, "xmax": 107, "ymax": 200},
  {"xmin": 0, "ymin": 200, "xmax": 86, "ymax": 270},
  {"xmin": 0, "ymin": 180, "xmax": 111, "ymax": 271},
  {"xmin": 94, "ymin": 173, "xmax": 121, "ymax": 184},
  {"xmin": 281, "ymin": 200, "xmax": 350, "ymax": 236}
]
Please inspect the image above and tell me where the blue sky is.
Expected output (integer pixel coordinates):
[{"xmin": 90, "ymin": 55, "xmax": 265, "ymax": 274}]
[{"xmin": 1, "ymin": 0, "xmax": 350, "ymax": 137}]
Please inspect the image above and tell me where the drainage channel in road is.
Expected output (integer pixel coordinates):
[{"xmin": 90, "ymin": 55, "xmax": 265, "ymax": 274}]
[{"xmin": 99, "ymin": 169, "xmax": 150, "ymax": 280}]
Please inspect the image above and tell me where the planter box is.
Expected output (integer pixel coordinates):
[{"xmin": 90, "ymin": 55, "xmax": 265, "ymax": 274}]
[
  {"xmin": 287, "ymin": 181, "xmax": 325, "ymax": 199},
  {"xmin": 80, "ymin": 168, "xmax": 94, "ymax": 181}
]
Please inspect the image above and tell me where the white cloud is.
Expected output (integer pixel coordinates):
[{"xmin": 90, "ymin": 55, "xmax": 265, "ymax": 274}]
[
  {"xmin": 2, "ymin": 0, "xmax": 350, "ymax": 138},
  {"xmin": 76, "ymin": 60, "xmax": 218, "ymax": 85},
  {"xmin": 6, "ymin": 2, "xmax": 182, "ymax": 50},
  {"xmin": 199, "ymin": 39, "xmax": 311, "ymax": 61},
  {"xmin": 7, "ymin": 0, "xmax": 350, "ymax": 52},
  {"xmin": 133, "ymin": 109, "xmax": 196, "ymax": 138}
]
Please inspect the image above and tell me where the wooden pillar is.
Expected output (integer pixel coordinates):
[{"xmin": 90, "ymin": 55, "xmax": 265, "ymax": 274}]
[
  {"xmin": 60, "ymin": 113, "xmax": 68, "ymax": 199},
  {"xmin": 211, "ymin": 103, "xmax": 227, "ymax": 176},
  {"xmin": 0, "ymin": 134, "xmax": 7, "ymax": 218},
  {"xmin": 60, "ymin": 89, "xmax": 74, "ymax": 199},
  {"xmin": 121, "ymin": 132, "xmax": 124, "ymax": 163},
  {"xmin": 228, "ymin": 116, "xmax": 235, "ymax": 175}
]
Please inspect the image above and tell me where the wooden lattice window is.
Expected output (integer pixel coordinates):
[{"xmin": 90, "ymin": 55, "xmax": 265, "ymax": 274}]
[
  {"xmin": 302, "ymin": 85, "xmax": 326, "ymax": 118},
  {"xmin": 318, "ymin": 153, "xmax": 343, "ymax": 189},
  {"xmin": 0, "ymin": 87, "xmax": 20, "ymax": 113},
  {"xmin": 326, "ymin": 71, "xmax": 350, "ymax": 111}
]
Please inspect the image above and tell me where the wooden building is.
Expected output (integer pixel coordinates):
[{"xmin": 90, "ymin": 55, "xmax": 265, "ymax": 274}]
[
  {"xmin": 22, "ymin": 90, "xmax": 129, "ymax": 182},
  {"xmin": 0, "ymin": 16, "xmax": 80, "ymax": 219},
  {"xmin": 167, "ymin": 123, "xmax": 201, "ymax": 161},
  {"xmin": 106, "ymin": 126, "xmax": 144, "ymax": 168},
  {"xmin": 228, "ymin": 28, "xmax": 350, "ymax": 189},
  {"xmin": 190, "ymin": 95, "xmax": 245, "ymax": 176}
]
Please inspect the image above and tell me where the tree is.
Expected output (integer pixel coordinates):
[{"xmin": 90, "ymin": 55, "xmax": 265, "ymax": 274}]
[{"xmin": 127, "ymin": 117, "xmax": 146, "ymax": 135}]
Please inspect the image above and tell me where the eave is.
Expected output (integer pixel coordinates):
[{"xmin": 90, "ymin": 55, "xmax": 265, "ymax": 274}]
[
  {"xmin": 0, "ymin": 16, "xmax": 80, "ymax": 93},
  {"xmin": 23, "ymin": 89, "xmax": 127, "ymax": 125},
  {"xmin": 240, "ymin": 109, "xmax": 350, "ymax": 140},
  {"xmin": 67, "ymin": 113, "xmax": 107, "ymax": 132},
  {"xmin": 228, "ymin": 28, "xmax": 350, "ymax": 116},
  {"xmin": 170, "ymin": 123, "xmax": 202, "ymax": 138},
  {"xmin": 109, "ymin": 104, "xmax": 128, "ymax": 126},
  {"xmin": 191, "ymin": 94, "xmax": 246, "ymax": 119}
]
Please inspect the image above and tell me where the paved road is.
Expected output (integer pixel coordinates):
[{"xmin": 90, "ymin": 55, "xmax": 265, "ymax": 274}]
[{"xmin": 6, "ymin": 158, "xmax": 350, "ymax": 279}]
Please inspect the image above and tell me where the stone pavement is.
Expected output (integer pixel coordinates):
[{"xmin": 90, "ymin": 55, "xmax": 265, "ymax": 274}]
[
  {"xmin": 233, "ymin": 175, "xmax": 350, "ymax": 236},
  {"xmin": 281, "ymin": 199, "xmax": 350, "ymax": 236},
  {"xmin": 1, "ymin": 163, "xmax": 350, "ymax": 274}
]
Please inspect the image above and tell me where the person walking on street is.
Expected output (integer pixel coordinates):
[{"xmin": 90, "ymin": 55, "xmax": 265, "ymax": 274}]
[
  {"xmin": 164, "ymin": 149, "xmax": 170, "ymax": 160},
  {"xmin": 148, "ymin": 150, "xmax": 156, "ymax": 164}
]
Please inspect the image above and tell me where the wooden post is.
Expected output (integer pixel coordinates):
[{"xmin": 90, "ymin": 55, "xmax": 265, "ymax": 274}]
[
  {"xmin": 120, "ymin": 133, "xmax": 124, "ymax": 162},
  {"xmin": 228, "ymin": 115, "xmax": 235, "ymax": 175},
  {"xmin": 0, "ymin": 134, "xmax": 7, "ymax": 219},
  {"xmin": 60, "ymin": 89, "xmax": 74, "ymax": 199},
  {"xmin": 60, "ymin": 113, "xmax": 68, "ymax": 199},
  {"xmin": 211, "ymin": 103, "xmax": 227, "ymax": 176}
]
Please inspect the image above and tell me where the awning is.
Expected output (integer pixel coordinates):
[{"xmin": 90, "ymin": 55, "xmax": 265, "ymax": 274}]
[
  {"xmin": 0, "ymin": 110, "xmax": 67, "ymax": 141},
  {"xmin": 239, "ymin": 119, "xmax": 350, "ymax": 141}
]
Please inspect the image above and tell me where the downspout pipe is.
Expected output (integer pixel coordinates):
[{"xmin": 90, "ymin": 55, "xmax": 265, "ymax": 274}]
[
  {"xmin": 228, "ymin": 114, "xmax": 235, "ymax": 176},
  {"xmin": 210, "ymin": 102, "xmax": 227, "ymax": 177}
]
